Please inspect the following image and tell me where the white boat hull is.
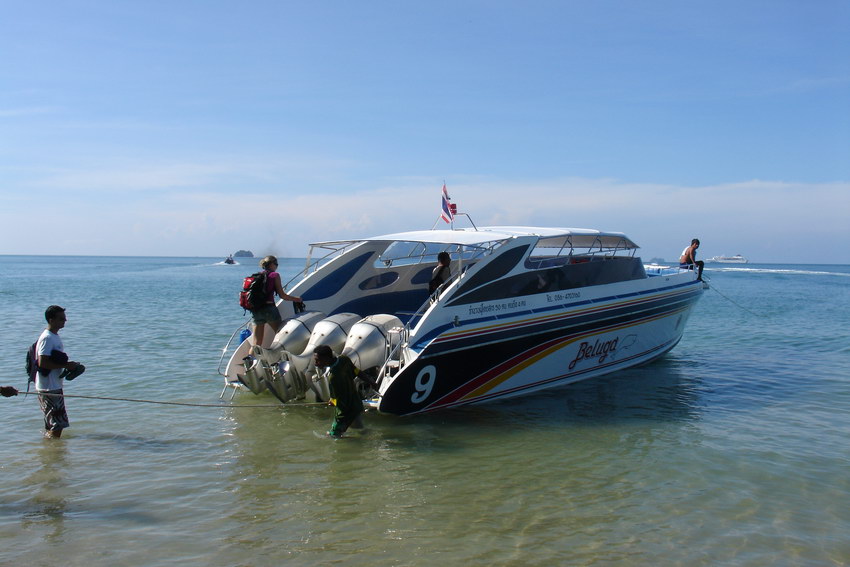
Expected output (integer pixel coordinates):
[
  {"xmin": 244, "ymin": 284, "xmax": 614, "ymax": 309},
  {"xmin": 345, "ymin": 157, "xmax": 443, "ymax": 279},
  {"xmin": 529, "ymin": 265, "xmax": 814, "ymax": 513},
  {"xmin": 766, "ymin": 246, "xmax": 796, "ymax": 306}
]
[
  {"xmin": 219, "ymin": 224, "xmax": 705, "ymax": 416},
  {"xmin": 374, "ymin": 277, "xmax": 701, "ymax": 414}
]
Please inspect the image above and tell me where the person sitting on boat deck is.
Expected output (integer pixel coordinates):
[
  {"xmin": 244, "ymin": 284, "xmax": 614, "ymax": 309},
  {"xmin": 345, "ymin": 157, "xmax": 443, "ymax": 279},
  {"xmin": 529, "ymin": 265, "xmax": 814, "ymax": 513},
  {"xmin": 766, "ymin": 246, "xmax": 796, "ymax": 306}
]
[
  {"xmin": 252, "ymin": 255, "xmax": 303, "ymax": 348},
  {"xmin": 1, "ymin": 386, "xmax": 18, "ymax": 397},
  {"xmin": 680, "ymin": 238, "xmax": 704, "ymax": 281},
  {"xmin": 428, "ymin": 251, "xmax": 452, "ymax": 295},
  {"xmin": 312, "ymin": 345, "xmax": 364, "ymax": 438}
]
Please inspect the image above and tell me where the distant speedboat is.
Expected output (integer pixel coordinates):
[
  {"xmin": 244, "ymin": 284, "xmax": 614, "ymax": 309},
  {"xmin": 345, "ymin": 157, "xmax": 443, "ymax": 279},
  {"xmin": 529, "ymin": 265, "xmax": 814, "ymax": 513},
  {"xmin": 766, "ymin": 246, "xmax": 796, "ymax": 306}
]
[
  {"xmin": 224, "ymin": 255, "xmax": 235, "ymax": 265},
  {"xmin": 218, "ymin": 223, "xmax": 704, "ymax": 415},
  {"xmin": 707, "ymin": 255, "xmax": 748, "ymax": 264}
]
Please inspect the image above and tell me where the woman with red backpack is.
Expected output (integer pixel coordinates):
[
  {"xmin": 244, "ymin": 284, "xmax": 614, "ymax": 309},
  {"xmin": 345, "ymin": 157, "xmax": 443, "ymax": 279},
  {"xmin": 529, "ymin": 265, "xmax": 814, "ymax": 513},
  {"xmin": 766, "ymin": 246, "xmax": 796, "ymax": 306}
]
[{"xmin": 250, "ymin": 255, "xmax": 302, "ymax": 348}]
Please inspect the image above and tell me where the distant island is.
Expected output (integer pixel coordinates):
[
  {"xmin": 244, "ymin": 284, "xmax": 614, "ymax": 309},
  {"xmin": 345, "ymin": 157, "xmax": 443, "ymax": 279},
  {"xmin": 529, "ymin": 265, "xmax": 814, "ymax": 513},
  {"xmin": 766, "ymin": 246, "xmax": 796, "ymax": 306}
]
[
  {"xmin": 648, "ymin": 257, "xmax": 667, "ymax": 264},
  {"xmin": 233, "ymin": 250, "xmax": 254, "ymax": 258}
]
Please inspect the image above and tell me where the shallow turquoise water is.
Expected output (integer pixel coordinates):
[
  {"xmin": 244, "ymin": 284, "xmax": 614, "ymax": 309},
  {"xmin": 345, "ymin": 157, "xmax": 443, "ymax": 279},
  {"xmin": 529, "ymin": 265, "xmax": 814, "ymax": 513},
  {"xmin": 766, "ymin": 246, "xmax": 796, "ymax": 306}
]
[{"xmin": 1, "ymin": 257, "xmax": 848, "ymax": 565}]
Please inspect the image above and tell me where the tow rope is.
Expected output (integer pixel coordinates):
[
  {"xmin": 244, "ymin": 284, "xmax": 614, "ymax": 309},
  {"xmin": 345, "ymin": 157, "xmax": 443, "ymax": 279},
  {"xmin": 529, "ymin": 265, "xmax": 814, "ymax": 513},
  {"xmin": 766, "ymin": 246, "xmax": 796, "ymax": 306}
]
[
  {"xmin": 9, "ymin": 391, "xmax": 328, "ymax": 408},
  {"xmin": 703, "ymin": 277, "xmax": 767, "ymax": 318}
]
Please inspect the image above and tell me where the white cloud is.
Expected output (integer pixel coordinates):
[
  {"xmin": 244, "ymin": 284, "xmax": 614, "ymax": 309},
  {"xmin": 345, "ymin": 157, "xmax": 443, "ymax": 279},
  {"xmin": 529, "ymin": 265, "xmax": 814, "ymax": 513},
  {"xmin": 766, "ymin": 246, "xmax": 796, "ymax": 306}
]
[
  {"xmin": 31, "ymin": 163, "xmax": 235, "ymax": 191},
  {"xmin": 2, "ymin": 176, "xmax": 847, "ymax": 263},
  {"xmin": 20, "ymin": 155, "xmax": 364, "ymax": 193},
  {"xmin": 0, "ymin": 106, "xmax": 58, "ymax": 117},
  {"xmin": 775, "ymin": 75, "xmax": 850, "ymax": 94}
]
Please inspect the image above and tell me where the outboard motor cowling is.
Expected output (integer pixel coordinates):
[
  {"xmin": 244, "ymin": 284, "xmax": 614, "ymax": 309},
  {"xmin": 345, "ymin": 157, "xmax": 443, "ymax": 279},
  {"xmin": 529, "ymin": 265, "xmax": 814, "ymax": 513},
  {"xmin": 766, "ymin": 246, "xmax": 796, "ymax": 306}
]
[
  {"xmin": 341, "ymin": 314, "xmax": 404, "ymax": 371},
  {"xmin": 302, "ymin": 312, "xmax": 361, "ymax": 355},
  {"xmin": 269, "ymin": 311, "xmax": 327, "ymax": 354}
]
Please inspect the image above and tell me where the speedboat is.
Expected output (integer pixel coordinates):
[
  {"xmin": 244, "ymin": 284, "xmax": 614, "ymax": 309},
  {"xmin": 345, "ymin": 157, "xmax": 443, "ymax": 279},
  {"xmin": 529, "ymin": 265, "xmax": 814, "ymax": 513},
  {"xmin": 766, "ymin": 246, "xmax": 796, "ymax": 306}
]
[
  {"xmin": 219, "ymin": 225, "xmax": 704, "ymax": 415},
  {"xmin": 707, "ymin": 254, "xmax": 748, "ymax": 264}
]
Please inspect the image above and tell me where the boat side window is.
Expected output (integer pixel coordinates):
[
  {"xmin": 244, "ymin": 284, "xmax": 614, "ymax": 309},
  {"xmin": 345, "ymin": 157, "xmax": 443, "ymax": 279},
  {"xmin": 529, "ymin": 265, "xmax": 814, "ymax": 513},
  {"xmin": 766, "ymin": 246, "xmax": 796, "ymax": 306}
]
[
  {"xmin": 453, "ymin": 244, "xmax": 530, "ymax": 297},
  {"xmin": 377, "ymin": 241, "xmax": 450, "ymax": 268},
  {"xmin": 358, "ymin": 271, "xmax": 400, "ymax": 290},
  {"xmin": 525, "ymin": 255, "xmax": 570, "ymax": 270},
  {"xmin": 448, "ymin": 257, "xmax": 646, "ymax": 305},
  {"xmin": 410, "ymin": 266, "xmax": 435, "ymax": 285}
]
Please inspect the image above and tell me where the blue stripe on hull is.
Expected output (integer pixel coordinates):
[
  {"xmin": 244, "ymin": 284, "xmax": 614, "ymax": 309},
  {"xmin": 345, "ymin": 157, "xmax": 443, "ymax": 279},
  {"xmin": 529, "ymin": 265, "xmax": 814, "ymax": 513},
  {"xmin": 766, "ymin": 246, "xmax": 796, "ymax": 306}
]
[{"xmin": 378, "ymin": 285, "xmax": 701, "ymax": 415}]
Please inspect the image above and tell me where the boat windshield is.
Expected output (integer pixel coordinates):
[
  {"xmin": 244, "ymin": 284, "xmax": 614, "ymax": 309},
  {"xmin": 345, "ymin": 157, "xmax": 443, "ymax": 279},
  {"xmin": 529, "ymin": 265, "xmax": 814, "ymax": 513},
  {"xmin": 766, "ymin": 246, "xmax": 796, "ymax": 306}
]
[
  {"xmin": 288, "ymin": 237, "xmax": 506, "ymax": 289},
  {"xmin": 376, "ymin": 239, "xmax": 505, "ymax": 268}
]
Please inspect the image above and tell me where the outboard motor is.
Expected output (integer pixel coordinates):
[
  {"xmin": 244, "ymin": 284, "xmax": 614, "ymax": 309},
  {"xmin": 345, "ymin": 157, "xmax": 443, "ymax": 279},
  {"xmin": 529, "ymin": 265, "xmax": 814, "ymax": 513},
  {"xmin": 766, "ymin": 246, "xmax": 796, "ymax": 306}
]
[
  {"xmin": 264, "ymin": 355, "xmax": 307, "ymax": 404},
  {"xmin": 269, "ymin": 311, "xmax": 326, "ymax": 354},
  {"xmin": 232, "ymin": 312, "xmax": 326, "ymax": 396},
  {"xmin": 244, "ymin": 313, "xmax": 394, "ymax": 405},
  {"xmin": 295, "ymin": 313, "xmax": 360, "ymax": 401},
  {"xmin": 259, "ymin": 313, "xmax": 361, "ymax": 404},
  {"xmin": 310, "ymin": 363, "xmax": 332, "ymax": 402},
  {"xmin": 272, "ymin": 351, "xmax": 331, "ymax": 403},
  {"xmin": 239, "ymin": 348, "xmax": 269, "ymax": 394},
  {"xmin": 341, "ymin": 314, "xmax": 404, "ymax": 371},
  {"xmin": 240, "ymin": 360, "xmax": 264, "ymax": 393},
  {"xmin": 301, "ymin": 312, "xmax": 361, "ymax": 355}
]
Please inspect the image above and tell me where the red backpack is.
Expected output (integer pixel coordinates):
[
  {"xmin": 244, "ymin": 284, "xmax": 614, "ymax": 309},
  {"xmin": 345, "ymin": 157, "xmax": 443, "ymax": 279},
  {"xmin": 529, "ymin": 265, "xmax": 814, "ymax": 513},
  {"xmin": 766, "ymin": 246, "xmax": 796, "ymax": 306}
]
[{"xmin": 239, "ymin": 271, "xmax": 268, "ymax": 312}]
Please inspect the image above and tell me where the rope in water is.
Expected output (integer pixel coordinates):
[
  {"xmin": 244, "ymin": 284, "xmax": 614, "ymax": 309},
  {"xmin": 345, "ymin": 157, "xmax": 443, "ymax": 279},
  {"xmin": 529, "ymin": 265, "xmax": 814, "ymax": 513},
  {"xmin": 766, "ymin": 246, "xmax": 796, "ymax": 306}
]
[
  {"xmin": 704, "ymin": 278, "xmax": 767, "ymax": 318},
  {"xmin": 14, "ymin": 391, "xmax": 328, "ymax": 408}
]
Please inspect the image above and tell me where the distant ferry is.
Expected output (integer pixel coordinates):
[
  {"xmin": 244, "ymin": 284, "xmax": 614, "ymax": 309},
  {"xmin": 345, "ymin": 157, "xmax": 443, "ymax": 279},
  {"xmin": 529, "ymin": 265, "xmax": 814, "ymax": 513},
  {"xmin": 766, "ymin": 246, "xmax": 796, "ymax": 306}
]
[{"xmin": 707, "ymin": 254, "xmax": 748, "ymax": 264}]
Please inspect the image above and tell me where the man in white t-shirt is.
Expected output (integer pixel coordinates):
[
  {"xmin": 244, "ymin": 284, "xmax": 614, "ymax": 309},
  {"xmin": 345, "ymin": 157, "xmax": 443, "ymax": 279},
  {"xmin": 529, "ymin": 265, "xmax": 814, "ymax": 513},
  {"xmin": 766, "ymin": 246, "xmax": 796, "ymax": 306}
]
[{"xmin": 36, "ymin": 305, "xmax": 84, "ymax": 438}]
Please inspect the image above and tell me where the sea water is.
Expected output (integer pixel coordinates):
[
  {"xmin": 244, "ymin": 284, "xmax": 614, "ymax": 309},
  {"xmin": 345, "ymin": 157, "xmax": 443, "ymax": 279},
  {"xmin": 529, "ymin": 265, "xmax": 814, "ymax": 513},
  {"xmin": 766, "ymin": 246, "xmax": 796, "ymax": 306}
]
[{"xmin": 0, "ymin": 256, "xmax": 848, "ymax": 566}]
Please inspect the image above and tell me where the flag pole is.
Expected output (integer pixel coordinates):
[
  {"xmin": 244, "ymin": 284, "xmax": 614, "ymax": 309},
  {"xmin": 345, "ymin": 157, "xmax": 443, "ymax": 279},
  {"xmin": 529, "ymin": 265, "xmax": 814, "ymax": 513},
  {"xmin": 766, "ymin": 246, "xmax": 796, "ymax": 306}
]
[{"xmin": 445, "ymin": 179, "xmax": 453, "ymax": 230}]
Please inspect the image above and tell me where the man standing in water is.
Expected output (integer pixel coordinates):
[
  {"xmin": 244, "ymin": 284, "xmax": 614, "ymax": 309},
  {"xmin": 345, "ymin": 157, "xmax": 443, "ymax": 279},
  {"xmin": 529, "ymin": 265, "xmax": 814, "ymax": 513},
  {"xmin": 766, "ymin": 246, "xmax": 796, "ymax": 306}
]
[
  {"xmin": 35, "ymin": 305, "xmax": 84, "ymax": 438},
  {"xmin": 313, "ymin": 345, "xmax": 364, "ymax": 438}
]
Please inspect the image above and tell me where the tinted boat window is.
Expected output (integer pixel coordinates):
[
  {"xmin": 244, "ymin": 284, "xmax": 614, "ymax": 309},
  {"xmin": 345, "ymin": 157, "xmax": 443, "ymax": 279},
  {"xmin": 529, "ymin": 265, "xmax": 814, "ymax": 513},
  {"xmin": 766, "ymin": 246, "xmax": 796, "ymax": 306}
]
[
  {"xmin": 411, "ymin": 261, "xmax": 478, "ymax": 286},
  {"xmin": 410, "ymin": 266, "xmax": 434, "ymax": 285},
  {"xmin": 448, "ymin": 257, "xmax": 646, "ymax": 305},
  {"xmin": 453, "ymin": 245, "xmax": 529, "ymax": 297},
  {"xmin": 358, "ymin": 271, "xmax": 400, "ymax": 290}
]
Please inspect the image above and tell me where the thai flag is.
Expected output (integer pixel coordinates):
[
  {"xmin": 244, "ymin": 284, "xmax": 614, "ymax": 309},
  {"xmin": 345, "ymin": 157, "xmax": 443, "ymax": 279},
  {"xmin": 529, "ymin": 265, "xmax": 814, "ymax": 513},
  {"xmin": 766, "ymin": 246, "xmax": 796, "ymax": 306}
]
[{"xmin": 440, "ymin": 183, "xmax": 454, "ymax": 223}]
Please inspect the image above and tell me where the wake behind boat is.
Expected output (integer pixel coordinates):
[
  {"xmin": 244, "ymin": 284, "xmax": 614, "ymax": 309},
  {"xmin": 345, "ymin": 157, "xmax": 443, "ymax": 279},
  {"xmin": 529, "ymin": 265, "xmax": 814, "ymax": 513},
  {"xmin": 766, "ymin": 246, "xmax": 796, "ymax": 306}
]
[
  {"xmin": 219, "ymin": 221, "xmax": 705, "ymax": 415},
  {"xmin": 707, "ymin": 254, "xmax": 748, "ymax": 263}
]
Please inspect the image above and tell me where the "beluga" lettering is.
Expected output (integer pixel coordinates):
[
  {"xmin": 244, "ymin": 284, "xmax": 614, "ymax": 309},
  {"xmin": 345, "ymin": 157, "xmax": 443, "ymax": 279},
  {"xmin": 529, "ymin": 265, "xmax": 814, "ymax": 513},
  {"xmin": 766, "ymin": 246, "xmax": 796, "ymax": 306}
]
[{"xmin": 568, "ymin": 338, "xmax": 619, "ymax": 370}]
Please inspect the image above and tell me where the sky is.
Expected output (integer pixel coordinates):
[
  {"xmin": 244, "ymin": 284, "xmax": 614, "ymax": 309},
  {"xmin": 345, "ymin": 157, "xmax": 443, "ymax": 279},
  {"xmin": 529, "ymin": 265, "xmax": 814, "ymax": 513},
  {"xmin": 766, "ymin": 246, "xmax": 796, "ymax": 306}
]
[{"xmin": 2, "ymin": 1, "xmax": 848, "ymax": 263}]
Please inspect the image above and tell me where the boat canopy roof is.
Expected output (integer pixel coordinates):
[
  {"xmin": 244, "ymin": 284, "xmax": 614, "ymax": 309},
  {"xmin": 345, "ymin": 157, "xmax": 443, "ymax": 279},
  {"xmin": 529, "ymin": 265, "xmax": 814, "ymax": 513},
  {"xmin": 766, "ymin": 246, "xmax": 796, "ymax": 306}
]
[{"xmin": 311, "ymin": 226, "xmax": 639, "ymax": 251}]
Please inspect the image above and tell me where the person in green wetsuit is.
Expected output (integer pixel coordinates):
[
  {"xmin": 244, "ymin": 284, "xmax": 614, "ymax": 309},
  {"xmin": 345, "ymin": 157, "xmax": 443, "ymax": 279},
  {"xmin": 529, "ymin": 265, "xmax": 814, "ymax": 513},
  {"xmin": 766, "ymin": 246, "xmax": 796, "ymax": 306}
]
[{"xmin": 313, "ymin": 345, "xmax": 364, "ymax": 438}]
